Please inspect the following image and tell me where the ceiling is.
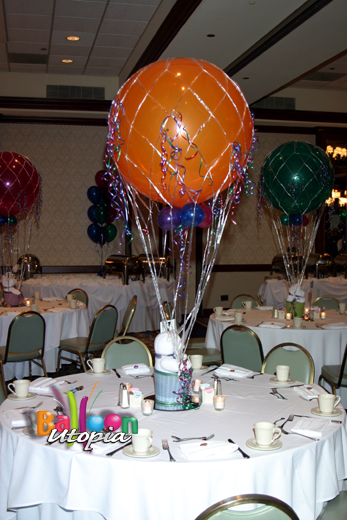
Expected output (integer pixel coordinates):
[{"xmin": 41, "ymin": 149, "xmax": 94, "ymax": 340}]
[{"xmin": 0, "ymin": 0, "xmax": 346, "ymax": 110}]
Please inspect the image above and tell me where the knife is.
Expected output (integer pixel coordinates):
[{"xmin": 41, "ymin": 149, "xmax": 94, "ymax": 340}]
[
  {"xmin": 106, "ymin": 440, "xmax": 132, "ymax": 456},
  {"xmin": 200, "ymin": 366, "xmax": 218, "ymax": 375},
  {"xmin": 112, "ymin": 368, "xmax": 121, "ymax": 378}
]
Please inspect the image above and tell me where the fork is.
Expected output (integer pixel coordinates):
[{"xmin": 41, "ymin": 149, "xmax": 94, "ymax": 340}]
[
  {"xmin": 15, "ymin": 401, "xmax": 43, "ymax": 410},
  {"xmin": 280, "ymin": 414, "xmax": 294, "ymax": 429},
  {"xmin": 271, "ymin": 388, "xmax": 287, "ymax": 400},
  {"xmin": 171, "ymin": 434, "xmax": 214, "ymax": 443},
  {"xmin": 162, "ymin": 439, "xmax": 176, "ymax": 461},
  {"xmin": 63, "ymin": 379, "xmax": 77, "ymax": 385},
  {"xmin": 280, "ymin": 414, "xmax": 318, "ymax": 441}
]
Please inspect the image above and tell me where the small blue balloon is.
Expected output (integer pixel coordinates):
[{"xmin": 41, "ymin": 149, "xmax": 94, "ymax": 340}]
[
  {"xmin": 86, "ymin": 415, "xmax": 104, "ymax": 433},
  {"xmin": 157, "ymin": 207, "xmax": 181, "ymax": 231},
  {"xmin": 0, "ymin": 215, "xmax": 6, "ymax": 226},
  {"xmin": 87, "ymin": 205, "xmax": 97, "ymax": 224},
  {"xmin": 289, "ymin": 214, "xmax": 303, "ymax": 226},
  {"xmin": 87, "ymin": 186, "xmax": 102, "ymax": 205},
  {"xmin": 180, "ymin": 203, "xmax": 204, "ymax": 227},
  {"xmin": 87, "ymin": 223, "xmax": 102, "ymax": 243}
]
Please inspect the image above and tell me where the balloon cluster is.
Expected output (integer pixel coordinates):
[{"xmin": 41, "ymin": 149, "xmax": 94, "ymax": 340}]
[
  {"xmin": 87, "ymin": 170, "xmax": 117, "ymax": 246},
  {"xmin": 157, "ymin": 204, "xmax": 212, "ymax": 230}
]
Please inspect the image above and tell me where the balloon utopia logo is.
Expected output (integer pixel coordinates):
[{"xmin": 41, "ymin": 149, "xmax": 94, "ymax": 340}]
[{"xmin": 36, "ymin": 389, "xmax": 138, "ymax": 452}]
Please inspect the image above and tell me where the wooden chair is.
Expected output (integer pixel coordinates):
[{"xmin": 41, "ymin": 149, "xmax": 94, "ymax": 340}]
[
  {"xmin": 67, "ymin": 288, "xmax": 89, "ymax": 307},
  {"xmin": 230, "ymin": 294, "xmax": 259, "ymax": 309},
  {"xmin": 0, "ymin": 311, "xmax": 47, "ymax": 380},
  {"xmin": 57, "ymin": 304, "xmax": 118, "ymax": 372},
  {"xmin": 318, "ymin": 343, "xmax": 347, "ymax": 395},
  {"xmin": 221, "ymin": 325, "xmax": 264, "ymax": 372},
  {"xmin": 262, "ymin": 343, "xmax": 314, "ymax": 384},
  {"xmin": 195, "ymin": 494, "xmax": 300, "ymax": 520},
  {"xmin": 313, "ymin": 295, "xmax": 339, "ymax": 310},
  {"xmin": 102, "ymin": 336, "xmax": 153, "ymax": 369}
]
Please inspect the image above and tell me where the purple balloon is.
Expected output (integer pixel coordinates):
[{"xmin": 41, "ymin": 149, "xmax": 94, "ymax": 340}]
[
  {"xmin": 198, "ymin": 205, "xmax": 213, "ymax": 228},
  {"xmin": 157, "ymin": 206, "xmax": 181, "ymax": 231}
]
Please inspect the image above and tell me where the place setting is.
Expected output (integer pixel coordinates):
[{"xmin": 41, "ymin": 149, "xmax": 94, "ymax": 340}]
[
  {"xmin": 311, "ymin": 394, "xmax": 342, "ymax": 417},
  {"xmin": 7, "ymin": 379, "xmax": 37, "ymax": 401},
  {"xmin": 269, "ymin": 365, "xmax": 296, "ymax": 385},
  {"xmin": 213, "ymin": 306, "xmax": 235, "ymax": 321},
  {"xmin": 86, "ymin": 358, "xmax": 111, "ymax": 376},
  {"xmin": 122, "ymin": 428, "xmax": 160, "ymax": 459}
]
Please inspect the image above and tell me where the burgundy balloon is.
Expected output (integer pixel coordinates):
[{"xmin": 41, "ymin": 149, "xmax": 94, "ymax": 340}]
[
  {"xmin": 303, "ymin": 215, "xmax": 309, "ymax": 227},
  {"xmin": 95, "ymin": 170, "xmax": 111, "ymax": 189},
  {"xmin": 106, "ymin": 205, "xmax": 118, "ymax": 224},
  {"xmin": 0, "ymin": 151, "xmax": 40, "ymax": 217},
  {"xmin": 198, "ymin": 205, "xmax": 213, "ymax": 228}
]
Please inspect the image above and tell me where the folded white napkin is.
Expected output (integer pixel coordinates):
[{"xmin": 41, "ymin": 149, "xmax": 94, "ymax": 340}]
[
  {"xmin": 222, "ymin": 309, "xmax": 234, "ymax": 316},
  {"xmin": 258, "ymin": 321, "xmax": 286, "ymax": 329},
  {"xmin": 41, "ymin": 297, "xmax": 64, "ymax": 301},
  {"xmin": 214, "ymin": 364, "xmax": 254, "ymax": 378},
  {"xmin": 4, "ymin": 409, "xmax": 31, "ymax": 428},
  {"xmin": 49, "ymin": 307, "xmax": 74, "ymax": 313},
  {"xmin": 215, "ymin": 315, "xmax": 235, "ymax": 322},
  {"xmin": 122, "ymin": 364, "xmax": 151, "ymax": 375},
  {"xmin": 29, "ymin": 377, "xmax": 65, "ymax": 395},
  {"xmin": 255, "ymin": 306, "xmax": 274, "ymax": 311},
  {"xmin": 180, "ymin": 440, "xmax": 239, "ymax": 460},
  {"xmin": 294, "ymin": 386, "xmax": 320, "ymax": 401},
  {"xmin": 291, "ymin": 417, "xmax": 330, "ymax": 439},
  {"xmin": 322, "ymin": 322, "xmax": 347, "ymax": 329}
]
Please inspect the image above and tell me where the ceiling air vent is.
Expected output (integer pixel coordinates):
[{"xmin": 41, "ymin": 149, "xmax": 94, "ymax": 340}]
[
  {"xmin": 251, "ymin": 96, "xmax": 295, "ymax": 110},
  {"xmin": 304, "ymin": 72, "xmax": 345, "ymax": 82},
  {"xmin": 46, "ymin": 85, "xmax": 105, "ymax": 100},
  {"xmin": 9, "ymin": 53, "xmax": 48, "ymax": 64}
]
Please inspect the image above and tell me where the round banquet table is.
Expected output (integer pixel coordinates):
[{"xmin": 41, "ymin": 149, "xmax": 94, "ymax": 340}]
[
  {"xmin": 258, "ymin": 277, "xmax": 347, "ymax": 308},
  {"xmin": 21, "ymin": 274, "xmax": 175, "ymax": 331},
  {"xmin": 0, "ymin": 299, "xmax": 89, "ymax": 380},
  {"xmin": 206, "ymin": 309, "xmax": 347, "ymax": 406},
  {"xmin": 0, "ymin": 371, "xmax": 346, "ymax": 520}
]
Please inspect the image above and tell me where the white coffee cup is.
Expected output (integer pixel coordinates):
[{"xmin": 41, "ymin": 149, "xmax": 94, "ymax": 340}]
[
  {"xmin": 254, "ymin": 421, "xmax": 281, "ymax": 446},
  {"xmin": 213, "ymin": 307, "xmax": 223, "ymax": 316},
  {"xmin": 8, "ymin": 379, "xmax": 30, "ymax": 398},
  {"xmin": 276, "ymin": 365, "xmax": 290, "ymax": 382},
  {"xmin": 339, "ymin": 303, "xmax": 346, "ymax": 312},
  {"xmin": 70, "ymin": 299, "xmax": 77, "ymax": 309},
  {"xmin": 132, "ymin": 428, "xmax": 152, "ymax": 454},
  {"xmin": 87, "ymin": 358, "xmax": 105, "ymax": 374},
  {"xmin": 242, "ymin": 300, "xmax": 252, "ymax": 310},
  {"xmin": 278, "ymin": 310, "xmax": 285, "ymax": 320},
  {"xmin": 318, "ymin": 393, "xmax": 341, "ymax": 414},
  {"xmin": 235, "ymin": 312, "xmax": 243, "ymax": 324},
  {"xmin": 67, "ymin": 294, "xmax": 74, "ymax": 301},
  {"xmin": 189, "ymin": 355, "xmax": 203, "ymax": 370},
  {"xmin": 294, "ymin": 317, "xmax": 302, "ymax": 328},
  {"xmin": 34, "ymin": 291, "xmax": 40, "ymax": 300},
  {"xmin": 31, "ymin": 304, "xmax": 38, "ymax": 312}
]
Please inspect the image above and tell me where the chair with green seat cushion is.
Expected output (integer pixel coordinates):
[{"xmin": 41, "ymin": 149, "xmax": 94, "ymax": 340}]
[
  {"xmin": 318, "ymin": 343, "xmax": 347, "ymax": 394},
  {"xmin": 262, "ymin": 343, "xmax": 314, "ymax": 384},
  {"xmin": 57, "ymin": 304, "xmax": 118, "ymax": 372},
  {"xmin": 195, "ymin": 494, "xmax": 300, "ymax": 520},
  {"xmin": 117, "ymin": 296, "xmax": 137, "ymax": 337},
  {"xmin": 102, "ymin": 336, "xmax": 153, "ymax": 369},
  {"xmin": 0, "ymin": 311, "xmax": 47, "ymax": 379},
  {"xmin": 221, "ymin": 325, "xmax": 264, "ymax": 372},
  {"xmin": 230, "ymin": 294, "xmax": 260, "ymax": 309},
  {"xmin": 0, "ymin": 361, "xmax": 7, "ymax": 405},
  {"xmin": 312, "ymin": 295, "xmax": 339, "ymax": 310},
  {"xmin": 67, "ymin": 288, "xmax": 89, "ymax": 307},
  {"xmin": 316, "ymin": 491, "xmax": 347, "ymax": 519}
]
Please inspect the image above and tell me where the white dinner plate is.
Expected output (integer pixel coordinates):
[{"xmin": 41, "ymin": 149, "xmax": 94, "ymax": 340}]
[
  {"xmin": 246, "ymin": 438, "xmax": 282, "ymax": 451},
  {"xmin": 86, "ymin": 369, "xmax": 111, "ymax": 376},
  {"xmin": 269, "ymin": 377, "xmax": 295, "ymax": 385},
  {"xmin": 8, "ymin": 392, "xmax": 37, "ymax": 401},
  {"xmin": 311, "ymin": 407, "xmax": 342, "ymax": 417},
  {"xmin": 123, "ymin": 445, "xmax": 160, "ymax": 458}
]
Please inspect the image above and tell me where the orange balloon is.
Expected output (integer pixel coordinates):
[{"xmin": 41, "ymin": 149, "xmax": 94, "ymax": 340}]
[{"xmin": 110, "ymin": 58, "xmax": 253, "ymax": 207}]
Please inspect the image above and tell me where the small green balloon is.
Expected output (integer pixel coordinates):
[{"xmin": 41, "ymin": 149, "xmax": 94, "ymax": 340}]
[
  {"xmin": 8, "ymin": 215, "xmax": 17, "ymax": 226},
  {"xmin": 280, "ymin": 214, "xmax": 289, "ymax": 226},
  {"xmin": 95, "ymin": 205, "xmax": 109, "ymax": 225},
  {"xmin": 102, "ymin": 223, "xmax": 117, "ymax": 243},
  {"xmin": 261, "ymin": 142, "xmax": 334, "ymax": 215}
]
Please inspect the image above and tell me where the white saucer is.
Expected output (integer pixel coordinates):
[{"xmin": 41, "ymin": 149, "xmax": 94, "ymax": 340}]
[
  {"xmin": 246, "ymin": 438, "xmax": 282, "ymax": 451},
  {"xmin": 123, "ymin": 445, "xmax": 160, "ymax": 458},
  {"xmin": 193, "ymin": 366, "xmax": 209, "ymax": 372},
  {"xmin": 8, "ymin": 392, "xmax": 36, "ymax": 401},
  {"xmin": 269, "ymin": 377, "xmax": 295, "ymax": 384},
  {"xmin": 215, "ymin": 316, "xmax": 235, "ymax": 322},
  {"xmin": 22, "ymin": 427, "xmax": 39, "ymax": 436},
  {"xmin": 86, "ymin": 369, "xmax": 111, "ymax": 376},
  {"xmin": 311, "ymin": 407, "xmax": 342, "ymax": 417}
]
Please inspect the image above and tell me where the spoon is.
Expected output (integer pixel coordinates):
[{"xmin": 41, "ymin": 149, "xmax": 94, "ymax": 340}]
[
  {"xmin": 15, "ymin": 401, "xmax": 43, "ymax": 410},
  {"xmin": 171, "ymin": 434, "xmax": 214, "ymax": 443}
]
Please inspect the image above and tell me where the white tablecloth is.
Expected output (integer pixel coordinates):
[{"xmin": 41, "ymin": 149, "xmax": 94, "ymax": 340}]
[
  {"xmin": 0, "ymin": 371, "xmax": 346, "ymax": 520},
  {"xmin": 21, "ymin": 274, "xmax": 175, "ymax": 332},
  {"xmin": 0, "ymin": 301, "xmax": 89, "ymax": 380},
  {"xmin": 258, "ymin": 277, "xmax": 347, "ymax": 307}
]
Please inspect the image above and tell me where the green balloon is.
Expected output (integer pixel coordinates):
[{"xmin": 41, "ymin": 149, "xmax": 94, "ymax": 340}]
[
  {"xmin": 280, "ymin": 214, "xmax": 289, "ymax": 226},
  {"xmin": 95, "ymin": 205, "xmax": 109, "ymax": 225},
  {"xmin": 261, "ymin": 142, "xmax": 334, "ymax": 215},
  {"xmin": 8, "ymin": 215, "xmax": 17, "ymax": 226},
  {"xmin": 102, "ymin": 223, "xmax": 117, "ymax": 243}
]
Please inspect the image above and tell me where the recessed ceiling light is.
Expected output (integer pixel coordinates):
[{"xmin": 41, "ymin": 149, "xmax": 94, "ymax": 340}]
[
  {"xmin": 249, "ymin": 2, "xmax": 256, "ymax": 4},
  {"xmin": 243, "ymin": 77, "xmax": 249, "ymax": 80},
  {"xmin": 41, "ymin": 48, "xmax": 47, "ymax": 51},
  {"xmin": 207, "ymin": 34, "xmax": 215, "ymax": 38},
  {"xmin": 66, "ymin": 36, "xmax": 80, "ymax": 41},
  {"xmin": 330, "ymin": 67, "xmax": 335, "ymax": 70},
  {"xmin": 62, "ymin": 59, "xmax": 73, "ymax": 64}
]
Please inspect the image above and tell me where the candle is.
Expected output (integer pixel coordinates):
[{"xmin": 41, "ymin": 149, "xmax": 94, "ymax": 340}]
[
  {"xmin": 320, "ymin": 311, "xmax": 326, "ymax": 319},
  {"xmin": 24, "ymin": 298, "xmax": 31, "ymax": 307},
  {"xmin": 304, "ymin": 308, "xmax": 310, "ymax": 320},
  {"xmin": 191, "ymin": 395, "xmax": 200, "ymax": 404},
  {"xmin": 193, "ymin": 379, "xmax": 203, "ymax": 393},
  {"xmin": 125, "ymin": 383, "xmax": 133, "ymax": 391},
  {"xmin": 286, "ymin": 313, "xmax": 292, "ymax": 320},
  {"xmin": 141, "ymin": 399, "xmax": 154, "ymax": 416},
  {"xmin": 213, "ymin": 395, "xmax": 226, "ymax": 411}
]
